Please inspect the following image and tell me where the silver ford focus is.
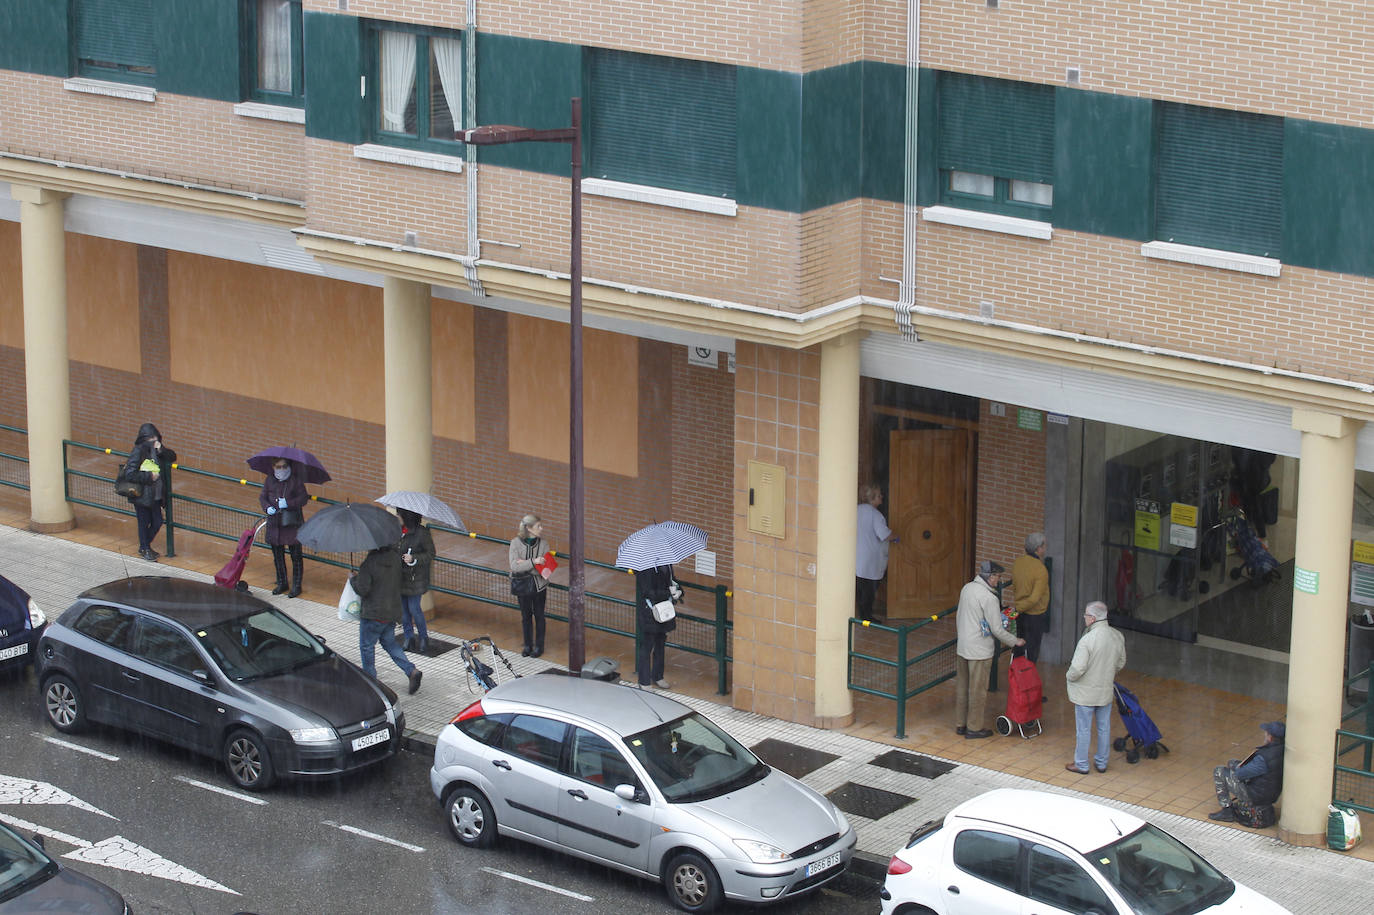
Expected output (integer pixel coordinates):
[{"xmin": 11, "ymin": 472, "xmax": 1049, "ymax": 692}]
[{"xmin": 429, "ymin": 673, "xmax": 855, "ymax": 912}]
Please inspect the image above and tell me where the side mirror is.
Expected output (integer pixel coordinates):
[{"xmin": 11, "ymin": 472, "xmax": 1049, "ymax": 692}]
[
  {"xmin": 31, "ymin": 834, "xmax": 45, "ymax": 850},
  {"xmin": 614, "ymin": 783, "xmax": 645, "ymax": 803},
  {"xmin": 315, "ymin": 635, "xmax": 328, "ymax": 646}
]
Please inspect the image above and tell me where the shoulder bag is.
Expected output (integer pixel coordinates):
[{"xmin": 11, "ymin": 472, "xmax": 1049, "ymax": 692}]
[
  {"xmin": 277, "ymin": 506, "xmax": 304, "ymax": 528},
  {"xmin": 114, "ymin": 462, "xmax": 143, "ymax": 499},
  {"xmin": 650, "ymin": 597, "xmax": 677, "ymax": 623}
]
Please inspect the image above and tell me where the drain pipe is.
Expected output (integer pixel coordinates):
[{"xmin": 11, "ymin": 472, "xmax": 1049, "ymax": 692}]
[
  {"xmin": 463, "ymin": 0, "xmax": 483, "ymax": 295},
  {"xmin": 895, "ymin": 0, "xmax": 921, "ymax": 341}
]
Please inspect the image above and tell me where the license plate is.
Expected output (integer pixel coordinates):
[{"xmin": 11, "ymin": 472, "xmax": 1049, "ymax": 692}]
[
  {"xmin": 0, "ymin": 643, "xmax": 28, "ymax": 661},
  {"xmin": 351, "ymin": 729, "xmax": 389, "ymax": 752},
  {"xmin": 805, "ymin": 852, "xmax": 841, "ymax": 877}
]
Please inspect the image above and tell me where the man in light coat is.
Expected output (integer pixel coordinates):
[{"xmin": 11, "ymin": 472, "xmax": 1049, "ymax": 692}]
[
  {"xmin": 954, "ymin": 560, "xmax": 1024, "ymax": 739},
  {"xmin": 1065, "ymin": 601, "xmax": 1127, "ymax": 773}
]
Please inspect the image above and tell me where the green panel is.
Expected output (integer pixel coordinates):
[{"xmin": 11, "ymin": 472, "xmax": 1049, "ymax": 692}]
[
  {"xmin": 0, "ymin": 0, "xmax": 69, "ymax": 76},
  {"xmin": 1156, "ymin": 103, "xmax": 1283, "ymax": 257},
  {"xmin": 859, "ymin": 61, "xmax": 906, "ymax": 204},
  {"xmin": 916, "ymin": 68, "xmax": 937, "ymax": 206},
  {"xmin": 153, "ymin": 0, "xmax": 239, "ymax": 100},
  {"xmin": 1053, "ymin": 89, "xmax": 1154, "ymax": 240},
  {"xmin": 76, "ymin": 0, "xmax": 155, "ymax": 70},
  {"xmin": 304, "ymin": 11, "xmax": 365, "ymax": 144},
  {"xmin": 586, "ymin": 49, "xmax": 736, "ymax": 198},
  {"xmin": 1284, "ymin": 120, "xmax": 1374, "ymax": 276},
  {"xmin": 800, "ymin": 63, "xmax": 861, "ymax": 210},
  {"xmin": 736, "ymin": 67, "xmax": 800, "ymax": 211},
  {"xmin": 474, "ymin": 33, "xmax": 583, "ymax": 175},
  {"xmin": 937, "ymin": 72, "xmax": 1054, "ymax": 183}
]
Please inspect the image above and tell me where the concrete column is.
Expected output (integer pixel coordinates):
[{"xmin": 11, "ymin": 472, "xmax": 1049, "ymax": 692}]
[
  {"xmin": 814, "ymin": 333, "xmax": 862, "ymax": 725},
  {"xmin": 1280, "ymin": 408, "xmax": 1361, "ymax": 844},
  {"xmin": 382, "ymin": 277, "xmax": 433, "ymax": 494},
  {"xmin": 15, "ymin": 185, "xmax": 74, "ymax": 532}
]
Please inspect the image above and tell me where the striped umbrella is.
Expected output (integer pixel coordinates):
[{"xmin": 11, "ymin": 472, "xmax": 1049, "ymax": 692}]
[
  {"xmin": 615, "ymin": 522, "xmax": 708, "ymax": 571},
  {"xmin": 375, "ymin": 491, "xmax": 465, "ymax": 530}
]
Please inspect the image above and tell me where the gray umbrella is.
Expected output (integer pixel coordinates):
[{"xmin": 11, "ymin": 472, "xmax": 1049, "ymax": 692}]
[
  {"xmin": 375, "ymin": 491, "xmax": 465, "ymax": 530},
  {"xmin": 297, "ymin": 503, "xmax": 402, "ymax": 553}
]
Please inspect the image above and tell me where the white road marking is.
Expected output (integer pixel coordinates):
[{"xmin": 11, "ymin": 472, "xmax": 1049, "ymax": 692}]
[
  {"xmin": 174, "ymin": 776, "xmax": 268, "ymax": 805},
  {"xmin": 480, "ymin": 866, "xmax": 596, "ymax": 901},
  {"xmin": 0, "ymin": 774, "xmax": 116, "ymax": 819},
  {"xmin": 0, "ymin": 813, "xmax": 239, "ymax": 895},
  {"xmin": 321, "ymin": 819, "xmax": 425, "ymax": 852},
  {"xmin": 35, "ymin": 733, "xmax": 121, "ymax": 761}
]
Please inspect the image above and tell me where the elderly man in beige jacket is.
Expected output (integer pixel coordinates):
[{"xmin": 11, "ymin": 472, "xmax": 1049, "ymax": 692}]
[
  {"xmin": 954, "ymin": 560, "xmax": 1024, "ymax": 739},
  {"xmin": 1065, "ymin": 600, "xmax": 1127, "ymax": 774}
]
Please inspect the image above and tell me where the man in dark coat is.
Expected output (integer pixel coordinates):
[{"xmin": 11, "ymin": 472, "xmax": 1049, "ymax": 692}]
[
  {"xmin": 351, "ymin": 546, "xmax": 422, "ymax": 694},
  {"xmin": 124, "ymin": 422, "xmax": 176, "ymax": 562},
  {"xmin": 258, "ymin": 458, "xmax": 310, "ymax": 596},
  {"xmin": 634, "ymin": 564, "xmax": 678, "ymax": 689},
  {"xmin": 1210, "ymin": 720, "xmax": 1284, "ymax": 826}
]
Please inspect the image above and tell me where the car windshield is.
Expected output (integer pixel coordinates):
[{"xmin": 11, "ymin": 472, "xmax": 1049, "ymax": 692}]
[
  {"xmin": 193, "ymin": 607, "xmax": 328, "ymax": 681},
  {"xmin": 624, "ymin": 712, "xmax": 768, "ymax": 803},
  {"xmin": 1089, "ymin": 823, "xmax": 1234, "ymax": 915},
  {"xmin": 0, "ymin": 824, "xmax": 58, "ymax": 904}
]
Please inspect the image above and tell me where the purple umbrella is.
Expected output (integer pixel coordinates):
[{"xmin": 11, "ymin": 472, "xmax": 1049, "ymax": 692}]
[{"xmin": 246, "ymin": 446, "xmax": 332, "ymax": 485}]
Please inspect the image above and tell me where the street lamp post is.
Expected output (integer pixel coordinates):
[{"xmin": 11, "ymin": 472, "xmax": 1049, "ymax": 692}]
[{"xmin": 462, "ymin": 98, "xmax": 587, "ymax": 673}]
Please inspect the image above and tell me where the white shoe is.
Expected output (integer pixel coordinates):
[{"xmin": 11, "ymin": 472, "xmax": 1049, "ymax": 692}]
[{"xmin": 654, "ymin": 679, "xmax": 671, "ymax": 690}]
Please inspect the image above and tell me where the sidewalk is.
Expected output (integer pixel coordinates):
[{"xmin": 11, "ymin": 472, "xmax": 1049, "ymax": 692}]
[{"xmin": 3, "ymin": 519, "xmax": 1372, "ymax": 911}]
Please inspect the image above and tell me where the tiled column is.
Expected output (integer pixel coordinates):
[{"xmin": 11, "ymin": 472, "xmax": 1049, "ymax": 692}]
[
  {"xmin": 383, "ymin": 276, "xmax": 433, "ymax": 493},
  {"xmin": 815, "ymin": 333, "xmax": 862, "ymax": 725},
  {"xmin": 1280, "ymin": 408, "xmax": 1360, "ymax": 844},
  {"xmin": 15, "ymin": 185, "xmax": 74, "ymax": 532}
]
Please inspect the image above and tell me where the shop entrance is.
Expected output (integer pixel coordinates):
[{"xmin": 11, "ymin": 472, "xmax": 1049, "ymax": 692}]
[{"xmin": 887, "ymin": 429, "xmax": 973, "ymax": 617}]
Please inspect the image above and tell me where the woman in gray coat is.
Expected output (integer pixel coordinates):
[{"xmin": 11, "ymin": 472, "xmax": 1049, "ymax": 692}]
[{"xmin": 508, "ymin": 513, "xmax": 550, "ymax": 657}]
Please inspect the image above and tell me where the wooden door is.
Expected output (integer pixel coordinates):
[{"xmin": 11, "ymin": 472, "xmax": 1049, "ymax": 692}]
[{"xmin": 885, "ymin": 429, "xmax": 973, "ymax": 617}]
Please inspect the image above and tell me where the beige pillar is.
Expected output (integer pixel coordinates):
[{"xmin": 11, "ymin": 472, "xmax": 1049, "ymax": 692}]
[
  {"xmin": 814, "ymin": 333, "xmax": 863, "ymax": 725},
  {"xmin": 382, "ymin": 277, "xmax": 433, "ymax": 493},
  {"xmin": 1280, "ymin": 408, "xmax": 1361, "ymax": 844},
  {"xmin": 15, "ymin": 185, "xmax": 74, "ymax": 532}
]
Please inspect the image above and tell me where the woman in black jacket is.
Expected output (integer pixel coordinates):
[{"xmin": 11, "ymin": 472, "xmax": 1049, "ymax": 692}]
[
  {"xmin": 124, "ymin": 422, "xmax": 176, "ymax": 562},
  {"xmin": 258, "ymin": 458, "xmax": 310, "ymax": 596},
  {"xmin": 634, "ymin": 564, "xmax": 678, "ymax": 689}
]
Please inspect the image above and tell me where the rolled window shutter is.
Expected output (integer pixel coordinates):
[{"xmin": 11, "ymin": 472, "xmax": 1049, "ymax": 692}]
[
  {"xmin": 77, "ymin": 0, "xmax": 156, "ymax": 71},
  {"xmin": 937, "ymin": 72, "xmax": 1054, "ymax": 184},
  {"xmin": 1156, "ymin": 103, "xmax": 1283, "ymax": 257},
  {"xmin": 588, "ymin": 50, "xmax": 736, "ymax": 198}
]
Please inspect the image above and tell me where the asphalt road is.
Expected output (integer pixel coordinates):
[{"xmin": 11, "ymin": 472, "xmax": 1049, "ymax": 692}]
[{"xmin": 0, "ymin": 667, "xmax": 883, "ymax": 915}]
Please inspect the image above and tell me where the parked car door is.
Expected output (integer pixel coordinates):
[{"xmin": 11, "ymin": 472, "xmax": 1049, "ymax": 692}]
[
  {"xmin": 123, "ymin": 616, "xmax": 222, "ymax": 753},
  {"xmin": 490, "ymin": 714, "xmax": 567, "ymax": 840},
  {"xmin": 1023, "ymin": 842, "xmax": 1122, "ymax": 915},
  {"xmin": 556, "ymin": 726, "xmax": 656, "ymax": 873},
  {"xmin": 65, "ymin": 605, "xmax": 137, "ymax": 724},
  {"xmin": 943, "ymin": 828, "xmax": 1026, "ymax": 914}
]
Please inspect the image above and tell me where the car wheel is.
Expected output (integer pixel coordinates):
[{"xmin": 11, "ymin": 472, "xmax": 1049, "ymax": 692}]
[
  {"xmin": 43, "ymin": 675, "xmax": 86, "ymax": 733},
  {"xmin": 223, "ymin": 729, "xmax": 275, "ymax": 791},
  {"xmin": 664, "ymin": 851, "xmax": 723, "ymax": 913},
  {"xmin": 446, "ymin": 786, "xmax": 496, "ymax": 848}
]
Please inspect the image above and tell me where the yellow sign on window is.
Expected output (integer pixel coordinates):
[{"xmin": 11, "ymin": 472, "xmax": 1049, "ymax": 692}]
[
  {"xmin": 1171, "ymin": 503, "xmax": 1198, "ymax": 528},
  {"xmin": 1353, "ymin": 541, "xmax": 1374, "ymax": 565}
]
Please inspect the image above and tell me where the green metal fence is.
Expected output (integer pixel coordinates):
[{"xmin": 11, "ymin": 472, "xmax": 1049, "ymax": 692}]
[
  {"xmin": 0, "ymin": 423, "xmax": 28, "ymax": 492},
  {"xmin": 1334, "ymin": 661, "xmax": 1374, "ymax": 814},
  {"xmin": 60, "ymin": 437, "xmax": 733, "ymax": 693},
  {"xmin": 847, "ymin": 609, "xmax": 959, "ymax": 739}
]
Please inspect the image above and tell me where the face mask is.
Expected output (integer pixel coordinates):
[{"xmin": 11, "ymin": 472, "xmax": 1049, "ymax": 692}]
[{"xmin": 274, "ymin": 467, "xmax": 291, "ymax": 481}]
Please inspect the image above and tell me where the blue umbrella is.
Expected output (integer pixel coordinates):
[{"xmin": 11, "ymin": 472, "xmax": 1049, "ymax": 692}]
[
  {"xmin": 615, "ymin": 522, "xmax": 708, "ymax": 571},
  {"xmin": 246, "ymin": 446, "xmax": 332, "ymax": 485}
]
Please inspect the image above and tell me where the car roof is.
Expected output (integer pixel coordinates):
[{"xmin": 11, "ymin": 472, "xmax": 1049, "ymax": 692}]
[
  {"xmin": 484, "ymin": 673, "xmax": 691, "ymax": 736},
  {"xmin": 77, "ymin": 576, "xmax": 273, "ymax": 630},
  {"xmin": 948, "ymin": 789, "xmax": 1146, "ymax": 853}
]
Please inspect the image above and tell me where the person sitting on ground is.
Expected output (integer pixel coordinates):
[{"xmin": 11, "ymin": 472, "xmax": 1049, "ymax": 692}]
[{"xmin": 1210, "ymin": 721, "xmax": 1285, "ymax": 826}]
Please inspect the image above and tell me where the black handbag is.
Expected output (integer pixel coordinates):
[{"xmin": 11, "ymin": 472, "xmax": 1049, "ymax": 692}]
[
  {"xmin": 277, "ymin": 506, "xmax": 304, "ymax": 528},
  {"xmin": 510, "ymin": 573, "xmax": 537, "ymax": 597},
  {"xmin": 114, "ymin": 462, "xmax": 142, "ymax": 499}
]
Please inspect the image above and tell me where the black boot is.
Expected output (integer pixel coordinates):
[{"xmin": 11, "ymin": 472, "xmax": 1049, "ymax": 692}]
[
  {"xmin": 271, "ymin": 549, "xmax": 288, "ymax": 595},
  {"xmin": 287, "ymin": 550, "xmax": 303, "ymax": 598}
]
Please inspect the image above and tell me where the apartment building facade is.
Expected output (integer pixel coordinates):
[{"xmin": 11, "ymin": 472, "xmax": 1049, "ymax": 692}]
[{"xmin": 4, "ymin": 1, "xmax": 1373, "ymax": 842}]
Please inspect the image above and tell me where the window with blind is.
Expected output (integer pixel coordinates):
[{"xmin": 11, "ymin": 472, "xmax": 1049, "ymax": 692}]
[
  {"xmin": 248, "ymin": 0, "xmax": 304, "ymax": 105},
  {"xmin": 75, "ymin": 0, "xmax": 156, "ymax": 84},
  {"xmin": 936, "ymin": 72, "xmax": 1055, "ymax": 219},
  {"xmin": 1154, "ymin": 103, "xmax": 1283, "ymax": 258},
  {"xmin": 587, "ymin": 50, "xmax": 736, "ymax": 199},
  {"xmin": 372, "ymin": 26, "xmax": 464, "ymax": 153}
]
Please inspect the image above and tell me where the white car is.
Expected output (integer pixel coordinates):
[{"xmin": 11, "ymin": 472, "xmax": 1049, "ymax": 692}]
[{"xmin": 880, "ymin": 788, "xmax": 1291, "ymax": 915}]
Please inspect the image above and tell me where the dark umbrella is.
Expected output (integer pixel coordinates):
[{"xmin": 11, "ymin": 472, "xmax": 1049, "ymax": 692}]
[
  {"xmin": 297, "ymin": 503, "xmax": 401, "ymax": 553},
  {"xmin": 246, "ymin": 446, "xmax": 332, "ymax": 485}
]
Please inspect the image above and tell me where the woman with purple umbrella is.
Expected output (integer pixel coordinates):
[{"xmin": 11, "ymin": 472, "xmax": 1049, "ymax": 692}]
[{"xmin": 248, "ymin": 447, "xmax": 331, "ymax": 598}]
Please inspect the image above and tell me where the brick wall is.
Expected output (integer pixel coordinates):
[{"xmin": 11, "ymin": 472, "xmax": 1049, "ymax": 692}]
[{"xmin": 973, "ymin": 400, "xmax": 1048, "ymax": 570}]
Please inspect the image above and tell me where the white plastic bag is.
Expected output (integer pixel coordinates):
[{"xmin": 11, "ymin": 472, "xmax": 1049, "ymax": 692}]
[
  {"xmin": 337, "ymin": 578, "xmax": 362, "ymax": 622},
  {"xmin": 1328, "ymin": 804, "xmax": 1363, "ymax": 851}
]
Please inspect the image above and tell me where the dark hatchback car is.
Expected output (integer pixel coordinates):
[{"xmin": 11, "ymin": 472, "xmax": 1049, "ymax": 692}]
[
  {"xmin": 0, "ymin": 821, "xmax": 128, "ymax": 913},
  {"xmin": 0, "ymin": 574, "xmax": 46, "ymax": 675},
  {"xmin": 38, "ymin": 576, "xmax": 404, "ymax": 790}
]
